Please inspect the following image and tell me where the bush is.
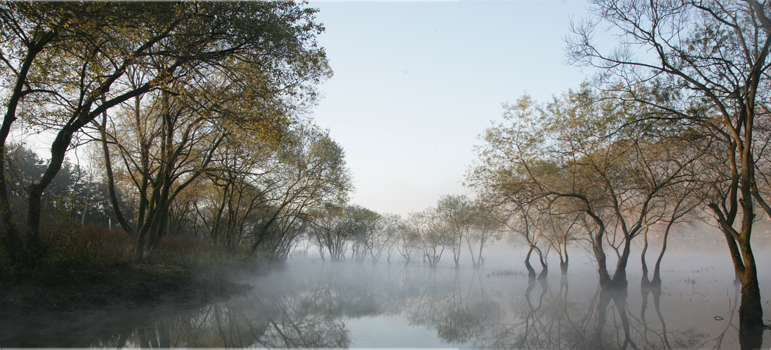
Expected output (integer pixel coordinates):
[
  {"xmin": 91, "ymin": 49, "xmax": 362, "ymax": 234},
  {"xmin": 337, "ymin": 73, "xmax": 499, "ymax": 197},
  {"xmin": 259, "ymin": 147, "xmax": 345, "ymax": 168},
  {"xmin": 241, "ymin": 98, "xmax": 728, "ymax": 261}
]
[
  {"xmin": 149, "ymin": 234, "xmax": 254, "ymax": 267},
  {"xmin": 0, "ymin": 220, "xmax": 257, "ymax": 277},
  {"xmin": 42, "ymin": 225, "xmax": 134, "ymax": 272}
]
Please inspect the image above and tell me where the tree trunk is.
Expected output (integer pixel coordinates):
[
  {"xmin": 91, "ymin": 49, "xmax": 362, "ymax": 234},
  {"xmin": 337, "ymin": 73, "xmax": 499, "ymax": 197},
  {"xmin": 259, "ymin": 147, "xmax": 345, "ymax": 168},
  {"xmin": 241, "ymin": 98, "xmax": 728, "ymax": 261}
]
[
  {"xmin": 525, "ymin": 245, "xmax": 536, "ymax": 279},
  {"xmin": 715, "ymin": 210, "xmax": 765, "ymax": 329},
  {"xmin": 641, "ymin": 226, "xmax": 650, "ymax": 288},
  {"xmin": 453, "ymin": 240, "xmax": 460, "ymax": 269},
  {"xmin": 606, "ymin": 237, "xmax": 632, "ymax": 288},
  {"xmin": 0, "ymin": 29, "xmax": 59, "ymax": 258},
  {"xmin": 477, "ymin": 240, "xmax": 485, "ymax": 267},
  {"xmin": 591, "ymin": 229, "xmax": 611, "ymax": 286},
  {"xmin": 559, "ymin": 256, "xmax": 568, "ymax": 275},
  {"xmin": 559, "ymin": 238, "xmax": 569, "ymax": 274},
  {"xmin": 536, "ymin": 247, "xmax": 548, "ymax": 280},
  {"xmin": 466, "ymin": 236, "xmax": 477, "ymax": 267},
  {"xmin": 652, "ymin": 219, "xmax": 676, "ymax": 287},
  {"xmin": 25, "ymin": 126, "xmax": 75, "ymax": 258},
  {"xmin": 100, "ymin": 110, "xmax": 133, "ymax": 234},
  {"xmin": 738, "ymin": 240, "xmax": 763, "ymax": 329}
]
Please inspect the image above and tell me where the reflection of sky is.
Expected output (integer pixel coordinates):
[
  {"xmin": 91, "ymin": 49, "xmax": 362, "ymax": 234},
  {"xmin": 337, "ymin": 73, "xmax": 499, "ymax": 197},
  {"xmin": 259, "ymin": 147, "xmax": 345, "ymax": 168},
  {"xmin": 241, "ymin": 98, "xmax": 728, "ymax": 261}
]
[{"xmin": 348, "ymin": 314, "xmax": 460, "ymax": 348}]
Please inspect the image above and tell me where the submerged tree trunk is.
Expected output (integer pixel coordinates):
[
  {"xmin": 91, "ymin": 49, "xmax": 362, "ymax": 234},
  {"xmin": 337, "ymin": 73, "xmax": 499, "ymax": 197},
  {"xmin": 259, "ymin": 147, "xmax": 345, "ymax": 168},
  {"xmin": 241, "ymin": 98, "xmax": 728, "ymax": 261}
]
[
  {"xmin": 739, "ymin": 276, "xmax": 764, "ymax": 350},
  {"xmin": 712, "ymin": 198, "xmax": 765, "ymax": 330},
  {"xmin": 652, "ymin": 220, "xmax": 675, "ymax": 287},
  {"xmin": 466, "ymin": 235, "xmax": 478, "ymax": 267},
  {"xmin": 738, "ymin": 242, "xmax": 763, "ymax": 330},
  {"xmin": 588, "ymin": 215, "xmax": 612, "ymax": 286},
  {"xmin": 559, "ymin": 248, "xmax": 569, "ymax": 274},
  {"xmin": 536, "ymin": 246, "xmax": 548, "ymax": 280},
  {"xmin": 477, "ymin": 239, "xmax": 485, "ymax": 267},
  {"xmin": 608, "ymin": 238, "xmax": 632, "ymax": 288},
  {"xmin": 524, "ymin": 245, "xmax": 536, "ymax": 279},
  {"xmin": 641, "ymin": 226, "xmax": 650, "ymax": 288}
]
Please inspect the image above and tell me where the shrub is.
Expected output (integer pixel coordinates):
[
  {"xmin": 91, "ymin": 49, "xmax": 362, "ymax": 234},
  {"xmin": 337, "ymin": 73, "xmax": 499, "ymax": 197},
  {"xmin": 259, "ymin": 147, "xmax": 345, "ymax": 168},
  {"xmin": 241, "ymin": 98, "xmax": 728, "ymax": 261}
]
[
  {"xmin": 149, "ymin": 234, "xmax": 254, "ymax": 267},
  {"xmin": 42, "ymin": 225, "xmax": 134, "ymax": 272}
]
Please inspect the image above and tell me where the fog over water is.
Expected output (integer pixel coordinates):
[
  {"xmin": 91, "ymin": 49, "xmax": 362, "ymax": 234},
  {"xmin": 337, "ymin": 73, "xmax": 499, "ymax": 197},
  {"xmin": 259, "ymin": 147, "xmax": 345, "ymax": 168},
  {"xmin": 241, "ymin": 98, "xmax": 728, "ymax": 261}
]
[{"xmin": 3, "ymin": 237, "xmax": 770, "ymax": 349}]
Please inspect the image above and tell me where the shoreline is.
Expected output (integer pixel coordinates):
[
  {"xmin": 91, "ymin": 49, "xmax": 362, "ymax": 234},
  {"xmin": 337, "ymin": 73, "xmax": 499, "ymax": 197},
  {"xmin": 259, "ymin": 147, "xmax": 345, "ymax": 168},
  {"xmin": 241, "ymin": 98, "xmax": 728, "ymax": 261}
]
[
  {"xmin": 0, "ymin": 263, "xmax": 255, "ymax": 347},
  {"xmin": 0, "ymin": 263, "xmax": 254, "ymax": 314}
]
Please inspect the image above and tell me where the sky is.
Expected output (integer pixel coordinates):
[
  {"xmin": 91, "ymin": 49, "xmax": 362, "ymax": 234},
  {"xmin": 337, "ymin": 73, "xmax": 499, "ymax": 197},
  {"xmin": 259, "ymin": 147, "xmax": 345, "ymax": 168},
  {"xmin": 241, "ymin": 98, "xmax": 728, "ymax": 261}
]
[{"xmin": 307, "ymin": 0, "xmax": 593, "ymax": 216}]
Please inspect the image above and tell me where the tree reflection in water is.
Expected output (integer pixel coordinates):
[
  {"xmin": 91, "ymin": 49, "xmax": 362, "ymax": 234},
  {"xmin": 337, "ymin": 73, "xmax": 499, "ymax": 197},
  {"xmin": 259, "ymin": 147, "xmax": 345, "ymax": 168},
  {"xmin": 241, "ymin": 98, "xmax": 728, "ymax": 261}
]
[
  {"xmin": 405, "ymin": 269, "xmax": 503, "ymax": 344},
  {"xmin": 4, "ymin": 260, "xmax": 760, "ymax": 349},
  {"xmin": 88, "ymin": 263, "xmax": 362, "ymax": 348},
  {"xmin": 466, "ymin": 274, "xmax": 716, "ymax": 350}
]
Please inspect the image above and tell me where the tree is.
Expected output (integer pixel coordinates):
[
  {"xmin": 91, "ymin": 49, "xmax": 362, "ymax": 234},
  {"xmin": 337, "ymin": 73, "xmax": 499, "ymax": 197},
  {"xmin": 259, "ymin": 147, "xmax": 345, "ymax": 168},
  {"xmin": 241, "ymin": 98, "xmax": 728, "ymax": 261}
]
[
  {"xmin": 641, "ymin": 167, "xmax": 704, "ymax": 288},
  {"xmin": 348, "ymin": 207, "xmax": 380, "ymax": 262},
  {"xmin": 2, "ymin": 143, "xmax": 105, "ymax": 227},
  {"xmin": 309, "ymin": 204, "xmax": 375, "ymax": 262},
  {"xmin": 0, "ymin": 2, "xmax": 331, "ymax": 265},
  {"xmin": 507, "ymin": 202, "xmax": 548, "ymax": 279},
  {"xmin": 249, "ymin": 125, "xmax": 352, "ymax": 260},
  {"xmin": 567, "ymin": 0, "xmax": 771, "ymax": 329},
  {"xmin": 394, "ymin": 220, "xmax": 420, "ymax": 266},
  {"xmin": 436, "ymin": 194, "xmax": 473, "ymax": 268},
  {"xmin": 368, "ymin": 213, "xmax": 401, "ymax": 264},
  {"xmin": 470, "ymin": 90, "xmax": 704, "ymax": 287},
  {"xmin": 406, "ymin": 208, "xmax": 448, "ymax": 268},
  {"xmin": 308, "ymin": 204, "xmax": 347, "ymax": 261},
  {"xmin": 533, "ymin": 201, "xmax": 580, "ymax": 275},
  {"xmin": 465, "ymin": 199, "xmax": 503, "ymax": 267},
  {"xmin": 105, "ymin": 87, "xmax": 233, "ymax": 261}
]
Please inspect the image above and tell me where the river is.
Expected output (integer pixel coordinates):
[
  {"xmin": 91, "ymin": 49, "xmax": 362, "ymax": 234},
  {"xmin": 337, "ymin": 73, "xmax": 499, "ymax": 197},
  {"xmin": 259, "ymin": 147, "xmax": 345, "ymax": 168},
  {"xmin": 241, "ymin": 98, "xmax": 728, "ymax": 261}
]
[{"xmin": 3, "ymin": 245, "xmax": 770, "ymax": 349}]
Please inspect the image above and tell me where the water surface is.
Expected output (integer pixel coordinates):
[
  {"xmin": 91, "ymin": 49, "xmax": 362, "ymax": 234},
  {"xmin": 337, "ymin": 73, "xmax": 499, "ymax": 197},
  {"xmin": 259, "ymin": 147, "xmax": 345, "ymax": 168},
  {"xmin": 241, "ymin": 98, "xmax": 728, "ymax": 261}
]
[{"xmin": 3, "ymin": 248, "xmax": 770, "ymax": 349}]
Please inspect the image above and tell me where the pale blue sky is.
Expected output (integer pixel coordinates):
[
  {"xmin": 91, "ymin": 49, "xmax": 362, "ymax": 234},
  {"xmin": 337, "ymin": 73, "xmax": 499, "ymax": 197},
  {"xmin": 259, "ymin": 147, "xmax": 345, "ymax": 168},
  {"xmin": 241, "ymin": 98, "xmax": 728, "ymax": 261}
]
[{"xmin": 308, "ymin": 0, "xmax": 593, "ymax": 216}]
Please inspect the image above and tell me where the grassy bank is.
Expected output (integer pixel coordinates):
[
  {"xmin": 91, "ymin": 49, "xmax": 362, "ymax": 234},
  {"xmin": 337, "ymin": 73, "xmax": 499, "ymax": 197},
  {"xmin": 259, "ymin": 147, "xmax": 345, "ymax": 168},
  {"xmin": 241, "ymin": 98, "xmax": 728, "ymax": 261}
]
[{"xmin": 0, "ymin": 225, "xmax": 256, "ymax": 315}]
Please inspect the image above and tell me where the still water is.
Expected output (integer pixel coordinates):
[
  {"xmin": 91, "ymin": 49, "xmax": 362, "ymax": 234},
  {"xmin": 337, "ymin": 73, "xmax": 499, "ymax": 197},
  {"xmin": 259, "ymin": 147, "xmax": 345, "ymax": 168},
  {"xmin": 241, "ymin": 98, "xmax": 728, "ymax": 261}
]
[{"xmin": 3, "ymin": 246, "xmax": 771, "ymax": 349}]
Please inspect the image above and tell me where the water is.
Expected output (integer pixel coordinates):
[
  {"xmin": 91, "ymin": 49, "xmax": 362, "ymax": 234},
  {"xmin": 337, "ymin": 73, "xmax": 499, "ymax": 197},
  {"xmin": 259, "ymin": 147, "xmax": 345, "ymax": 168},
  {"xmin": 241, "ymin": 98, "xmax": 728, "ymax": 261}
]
[{"xmin": 2, "ymin": 248, "xmax": 770, "ymax": 349}]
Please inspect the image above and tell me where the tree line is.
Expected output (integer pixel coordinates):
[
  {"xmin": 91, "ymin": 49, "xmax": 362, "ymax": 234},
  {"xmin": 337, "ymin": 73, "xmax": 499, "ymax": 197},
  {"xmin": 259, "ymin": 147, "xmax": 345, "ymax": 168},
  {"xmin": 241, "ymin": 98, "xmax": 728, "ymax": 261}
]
[
  {"xmin": 0, "ymin": 2, "xmax": 342, "ymax": 266},
  {"xmin": 466, "ymin": 0, "xmax": 771, "ymax": 338},
  {"xmin": 301, "ymin": 195, "xmax": 504, "ymax": 268}
]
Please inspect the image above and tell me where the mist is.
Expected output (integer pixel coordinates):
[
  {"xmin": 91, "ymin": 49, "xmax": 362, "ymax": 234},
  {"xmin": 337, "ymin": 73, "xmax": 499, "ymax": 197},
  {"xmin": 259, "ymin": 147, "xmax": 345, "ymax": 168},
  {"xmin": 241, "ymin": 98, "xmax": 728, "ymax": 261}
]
[{"xmin": 3, "ymin": 227, "xmax": 769, "ymax": 349}]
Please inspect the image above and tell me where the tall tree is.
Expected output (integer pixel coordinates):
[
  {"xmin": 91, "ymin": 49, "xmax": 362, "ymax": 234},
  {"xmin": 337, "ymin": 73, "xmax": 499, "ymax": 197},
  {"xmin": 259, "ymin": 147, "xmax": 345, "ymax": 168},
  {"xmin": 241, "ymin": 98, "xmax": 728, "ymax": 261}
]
[
  {"xmin": 250, "ymin": 125, "xmax": 352, "ymax": 259},
  {"xmin": 568, "ymin": 0, "xmax": 771, "ymax": 329},
  {"xmin": 0, "ymin": 2, "xmax": 330, "ymax": 264}
]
